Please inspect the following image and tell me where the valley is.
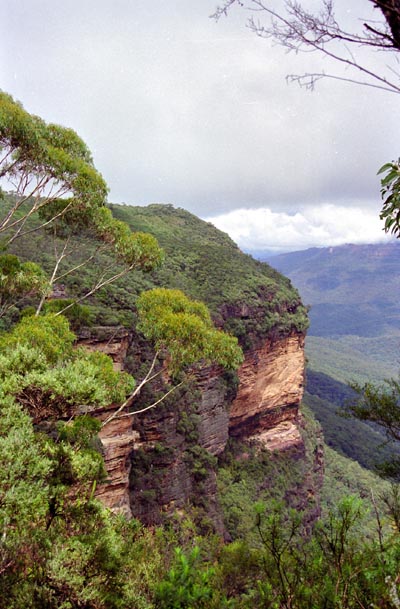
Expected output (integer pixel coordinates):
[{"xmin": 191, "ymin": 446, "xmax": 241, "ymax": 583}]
[{"xmin": 264, "ymin": 242, "xmax": 400, "ymax": 469}]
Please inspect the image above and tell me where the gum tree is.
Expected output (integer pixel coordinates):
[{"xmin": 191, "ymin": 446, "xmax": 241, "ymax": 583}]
[
  {"xmin": 0, "ymin": 91, "xmax": 107, "ymax": 242},
  {"xmin": 0, "ymin": 91, "xmax": 164, "ymax": 314}
]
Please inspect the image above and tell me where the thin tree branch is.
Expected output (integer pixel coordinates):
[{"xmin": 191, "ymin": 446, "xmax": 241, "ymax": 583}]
[
  {"xmin": 212, "ymin": 0, "xmax": 400, "ymax": 94},
  {"xmin": 286, "ymin": 70, "xmax": 400, "ymax": 92},
  {"xmin": 101, "ymin": 351, "xmax": 162, "ymax": 427},
  {"xmin": 53, "ymin": 244, "xmax": 108, "ymax": 283},
  {"xmin": 53, "ymin": 263, "xmax": 135, "ymax": 316},
  {"xmin": 113, "ymin": 380, "xmax": 185, "ymax": 419},
  {"xmin": 35, "ymin": 231, "xmax": 71, "ymax": 315}
]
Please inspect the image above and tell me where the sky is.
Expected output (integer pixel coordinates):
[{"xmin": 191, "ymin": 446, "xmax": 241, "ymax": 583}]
[{"xmin": 1, "ymin": 0, "xmax": 400, "ymax": 252}]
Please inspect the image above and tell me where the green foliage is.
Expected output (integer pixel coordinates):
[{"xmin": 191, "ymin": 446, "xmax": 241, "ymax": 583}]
[
  {"xmin": 0, "ymin": 314, "xmax": 134, "ymax": 415},
  {"xmin": 6, "ymin": 88, "xmax": 400, "ymax": 609},
  {"xmin": 137, "ymin": 288, "xmax": 243, "ymax": 373},
  {"xmin": 43, "ymin": 298, "xmax": 95, "ymax": 330},
  {"xmin": 348, "ymin": 377, "xmax": 400, "ymax": 441},
  {"xmin": 155, "ymin": 547, "xmax": 217, "ymax": 609},
  {"xmin": 0, "ymin": 397, "xmax": 165, "ymax": 609},
  {"xmin": 109, "ymin": 203, "xmax": 308, "ymax": 340},
  {"xmin": 321, "ymin": 445, "xmax": 393, "ymax": 535},
  {"xmin": 184, "ymin": 444, "xmax": 217, "ymax": 482},
  {"xmin": 0, "ymin": 253, "xmax": 49, "ymax": 315},
  {"xmin": 6, "ymin": 199, "xmax": 307, "ymax": 347},
  {"xmin": 217, "ymin": 434, "xmax": 319, "ymax": 544},
  {"xmin": 379, "ymin": 159, "xmax": 400, "ymax": 236},
  {"xmin": 306, "ymin": 335, "xmax": 399, "ymax": 385},
  {"xmin": 210, "ymin": 488, "xmax": 400, "ymax": 608},
  {"xmin": 304, "ymin": 390, "xmax": 400, "ymax": 471},
  {"xmin": 0, "ymin": 93, "xmax": 164, "ymax": 321},
  {"xmin": 345, "ymin": 377, "xmax": 400, "ymax": 480},
  {"xmin": 0, "ymin": 90, "xmax": 108, "ymax": 240},
  {"xmin": 0, "ymin": 387, "xmax": 169, "ymax": 609},
  {"xmin": 304, "ymin": 370, "xmax": 400, "ymax": 471},
  {"xmin": 0, "ymin": 312, "xmax": 75, "ymax": 363},
  {"xmin": 93, "ymin": 206, "xmax": 164, "ymax": 270},
  {"xmin": 0, "ymin": 394, "xmax": 51, "ymax": 577}
]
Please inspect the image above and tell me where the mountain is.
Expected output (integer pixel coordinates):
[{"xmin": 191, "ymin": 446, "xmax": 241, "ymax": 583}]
[
  {"xmin": 9, "ymin": 201, "xmax": 312, "ymax": 524},
  {"xmin": 263, "ymin": 242, "xmax": 400, "ymax": 383},
  {"xmin": 265, "ymin": 242, "xmax": 400, "ymax": 339},
  {"xmin": 263, "ymin": 242, "xmax": 400, "ymax": 470}
]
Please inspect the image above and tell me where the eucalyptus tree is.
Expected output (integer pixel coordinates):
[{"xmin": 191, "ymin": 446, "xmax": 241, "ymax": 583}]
[
  {"xmin": 0, "ymin": 91, "xmax": 107, "ymax": 242},
  {"xmin": 0, "ymin": 91, "xmax": 164, "ymax": 313}
]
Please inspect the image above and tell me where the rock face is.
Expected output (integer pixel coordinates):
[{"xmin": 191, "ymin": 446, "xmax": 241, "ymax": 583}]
[
  {"xmin": 96, "ymin": 410, "xmax": 137, "ymax": 518},
  {"xmin": 76, "ymin": 327, "xmax": 134, "ymax": 516},
  {"xmin": 90, "ymin": 328, "xmax": 307, "ymax": 523},
  {"xmin": 78, "ymin": 326, "xmax": 130, "ymax": 371},
  {"xmin": 126, "ymin": 366, "xmax": 231, "ymax": 531},
  {"xmin": 230, "ymin": 333, "xmax": 305, "ymax": 451}
]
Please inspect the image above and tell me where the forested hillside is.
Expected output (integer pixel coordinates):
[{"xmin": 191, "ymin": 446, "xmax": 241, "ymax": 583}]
[
  {"xmin": 266, "ymin": 242, "xmax": 400, "ymax": 341},
  {"xmin": 4, "ymin": 199, "xmax": 308, "ymax": 340},
  {"xmin": 2, "ymin": 194, "xmax": 398, "ymax": 606},
  {"xmin": 1, "ymin": 93, "xmax": 399, "ymax": 608},
  {"xmin": 2, "ymin": 195, "xmax": 399, "ymax": 607}
]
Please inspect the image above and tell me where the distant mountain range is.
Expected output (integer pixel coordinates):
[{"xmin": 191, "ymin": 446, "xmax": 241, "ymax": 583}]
[
  {"xmin": 263, "ymin": 242, "xmax": 400, "ymax": 339},
  {"xmin": 261, "ymin": 242, "xmax": 400, "ymax": 470}
]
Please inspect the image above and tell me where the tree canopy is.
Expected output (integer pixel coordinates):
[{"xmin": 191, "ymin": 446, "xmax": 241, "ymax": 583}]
[
  {"xmin": 0, "ymin": 91, "xmax": 107, "ymax": 243},
  {"xmin": 0, "ymin": 92, "xmax": 164, "ymax": 315},
  {"xmin": 137, "ymin": 288, "xmax": 243, "ymax": 374}
]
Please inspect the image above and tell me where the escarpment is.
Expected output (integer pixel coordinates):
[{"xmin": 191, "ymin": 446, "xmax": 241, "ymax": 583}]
[
  {"xmin": 87, "ymin": 305, "xmax": 308, "ymax": 524},
  {"xmin": 82, "ymin": 205, "xmax": 311, "ymax": 524},
  {"xmin": 229, "ymin": 332, "xmax": 305, "ymax": 450},
  {"xmin": 12, "ymin": 202, "xmax": 314, "ymax": 525}
]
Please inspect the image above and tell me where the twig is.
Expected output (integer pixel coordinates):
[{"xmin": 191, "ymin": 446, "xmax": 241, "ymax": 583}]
[{"xmin": 101, "ymin": 351, "xmax": 161, "ymax": 427}]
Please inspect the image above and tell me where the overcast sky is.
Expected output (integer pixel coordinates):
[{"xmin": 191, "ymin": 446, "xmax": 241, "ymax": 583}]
[{"xmin": 1, "ymin": 0, "xmax": 399, "ymax": 252}]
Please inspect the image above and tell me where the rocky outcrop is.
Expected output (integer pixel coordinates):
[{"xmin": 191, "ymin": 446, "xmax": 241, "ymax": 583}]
[
  {"xmin": 89, "ymin": 328, "xmax": 307, "ymax": 523},
  {"xmin": 96, "ymin": 410, "xmax": 137, "ymax": 517},
  {"xmin": 230, "ymin": 333, "xmax": 305, "ymax": 451},
  {"xmin": 126, "ymin": 367, "xmax": 231, "ymax": 531},
  {"xmin": 78, "ymin": 326, "xmax": 130, "ymax": 371}
]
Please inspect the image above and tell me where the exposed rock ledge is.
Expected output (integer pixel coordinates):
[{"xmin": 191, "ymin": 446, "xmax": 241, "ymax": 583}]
[
  {"xmin": 230, "ymin": 333, "xmax": 305, "ymax": 446},
  {"xmin": 250, "ymin": 419, "xmax": 304, "ymax": 453},
  {"xmin": 89, "ymin": 330, "xmax": 306, "ymax": 519}
]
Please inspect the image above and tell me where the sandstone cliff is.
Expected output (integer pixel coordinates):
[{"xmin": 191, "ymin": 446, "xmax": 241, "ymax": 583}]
[
  {"xmin": 89, "ymin": 325, "xmax": 308, "ymax": 524},
  {"xmin": 230, "ymin": 333, "xmax": 305, "ymax": 451},
  {"xmin": 9, "ymin": 201, "xmax": 319, "ymax": 531},
  {"xmin": 65, "ymin": 203, "xmax": 313, "ymax": 526}
]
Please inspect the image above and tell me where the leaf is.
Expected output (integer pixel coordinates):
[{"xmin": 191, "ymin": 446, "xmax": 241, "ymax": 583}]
[{"xmin": 377, "ymin": 162, "xmax": 395, "ymax": 175}]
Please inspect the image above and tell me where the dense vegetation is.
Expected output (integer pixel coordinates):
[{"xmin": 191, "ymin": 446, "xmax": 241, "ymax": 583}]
[
  {"xmin": 2, "ymin": 198, "xmax": 308, "ymax": 343},
  {"xmin": 304, "ymin": 370, "xmax": 400, "ymax": 471}
]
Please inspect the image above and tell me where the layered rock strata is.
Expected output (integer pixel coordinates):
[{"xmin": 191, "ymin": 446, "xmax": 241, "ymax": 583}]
[
  {"xmin": 230, "ymin": 333, "xmax": 305, "ymax": 451},
  {"xmin": 91, "ymin": 329, "xmax": 306, "ymax": 522}
]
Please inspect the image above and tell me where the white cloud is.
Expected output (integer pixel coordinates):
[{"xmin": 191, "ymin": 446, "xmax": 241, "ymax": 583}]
[{"xmin": 205, "ymin": 203, "xmax": 393, "ymax": 252}]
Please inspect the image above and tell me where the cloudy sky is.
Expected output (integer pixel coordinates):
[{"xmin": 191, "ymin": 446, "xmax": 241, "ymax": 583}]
[{"xmin": 1, "ymin": 0, "xmax": 399, "ymax": 252}]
